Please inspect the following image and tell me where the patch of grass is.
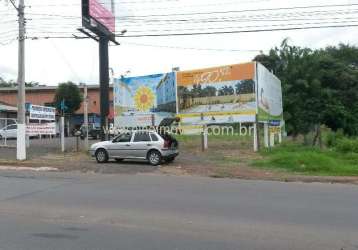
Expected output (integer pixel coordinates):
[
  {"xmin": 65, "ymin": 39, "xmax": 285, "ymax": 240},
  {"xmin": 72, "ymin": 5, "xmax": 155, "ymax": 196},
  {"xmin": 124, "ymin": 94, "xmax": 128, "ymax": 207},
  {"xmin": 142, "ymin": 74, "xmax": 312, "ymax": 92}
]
[{"xmin": 252, "ymin": 143, "xmax": 358, "ymax": 176}]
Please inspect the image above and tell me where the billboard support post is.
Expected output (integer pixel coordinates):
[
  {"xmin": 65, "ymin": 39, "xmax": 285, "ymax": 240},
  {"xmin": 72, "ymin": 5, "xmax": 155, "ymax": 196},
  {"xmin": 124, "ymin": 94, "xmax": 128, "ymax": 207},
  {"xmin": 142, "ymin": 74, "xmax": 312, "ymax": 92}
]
[
  {"xmin": 253, "ymin": 119, "xmax": 259, "ymax": 152},
  {"xmin": 201, "ymin": 125, "xmax": 208, "ymax": 151},
  {"xmin": 270, "ymin": 132, "xmax": 275, "ymax": 147},
  {"xmin": 99, "ymin": 36, "xmax": 110, "ymax": 141},
  {"xmin": 264, "ymin": 123, "xmax": 269, "ymax": 148},
  {"xmin": 278, "ymin": 129, "xmax": 282, "ymax": 143}
]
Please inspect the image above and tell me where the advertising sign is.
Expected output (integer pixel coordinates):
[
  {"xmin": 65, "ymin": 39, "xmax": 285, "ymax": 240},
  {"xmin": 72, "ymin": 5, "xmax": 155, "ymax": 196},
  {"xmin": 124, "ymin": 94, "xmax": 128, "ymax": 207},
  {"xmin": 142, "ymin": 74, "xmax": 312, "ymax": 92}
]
[
  {"xmin": 257, "ymin": 63, "xmax": 283, "ymax": 122},
  {"xmin": 26, "ymin": 123, "xmax": 56, "ymax": 136},
  {"xmin": 114, "ymin": 73, "xmax": 176, "ymax": 127},
  {"xmin": 177, "ymin": 63, "xmax": 257, "ymax": 125},
  {"xmin": 28, "ymin": 105, "xmax": 56, "ymax": 121},
  {"xmin": 89, "ymin": 0, "xmax": 115, "ymax": 33}
]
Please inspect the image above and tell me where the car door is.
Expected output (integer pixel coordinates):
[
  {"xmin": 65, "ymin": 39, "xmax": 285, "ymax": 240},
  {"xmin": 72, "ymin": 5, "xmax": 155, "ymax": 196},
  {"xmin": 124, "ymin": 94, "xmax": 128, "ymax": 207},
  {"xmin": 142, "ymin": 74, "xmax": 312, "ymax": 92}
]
[
  {"xmin": 5, "ymin": 124, "xmax": 17, "ymax": 138},
  {"xmin": 131, "ymin": 132, "xmax": 152, "ymax": 159},
  {"xmin": 107, "ymin": 132, "xmax": 133, "ymax": 158}
]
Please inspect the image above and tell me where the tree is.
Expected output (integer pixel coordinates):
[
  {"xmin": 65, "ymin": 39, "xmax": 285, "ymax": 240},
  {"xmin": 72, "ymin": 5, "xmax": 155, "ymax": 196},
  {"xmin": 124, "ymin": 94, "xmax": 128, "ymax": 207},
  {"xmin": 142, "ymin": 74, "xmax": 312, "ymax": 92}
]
[
  {"xmin": 218, "ymin": 85, "xmax": 235, "ymax": 96},
  {"xmin": 25, "ymin": 81, "xmax": 39, "ymax": 87},
  {"xmin": 0, "ymin": 78, "xmax": 16, "ymax": 87},
  {"xmin": 54, "ymin": 82, "xmax": 83, "ymax": 115},
  {"xmin": 236, "ymin": 80, "xmax": 255, "ymax": 94},
  {"xmin": 202, "ymin": 86, "xmax": 217, "ymax": 97},
  {"xmin": 0, "ymin": 78, "xmax": 40, "ymax": 88},
  {"xmin": 254, "ymin": 40, "xmax": 358, "ymax": 140}
]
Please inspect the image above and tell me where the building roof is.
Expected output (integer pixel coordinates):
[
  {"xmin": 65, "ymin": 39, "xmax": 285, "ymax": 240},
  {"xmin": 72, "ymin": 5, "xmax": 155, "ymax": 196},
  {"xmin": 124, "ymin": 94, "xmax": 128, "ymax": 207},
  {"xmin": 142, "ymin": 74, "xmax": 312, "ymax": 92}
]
[
  {"xmin": 0, "ymin": 102, "xmax": 17, "ymax": 112},
  {"xmin": 0, "ymin": 84, "xmax": 113, "ymax": 93}
]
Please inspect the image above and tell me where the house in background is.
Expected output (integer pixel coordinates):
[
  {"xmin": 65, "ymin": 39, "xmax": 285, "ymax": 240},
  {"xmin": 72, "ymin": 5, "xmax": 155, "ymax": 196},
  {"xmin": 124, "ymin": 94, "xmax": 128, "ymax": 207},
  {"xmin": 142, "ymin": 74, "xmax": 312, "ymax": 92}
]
[
  {"xmin": 0, "ymin": 102, "xmax": 17, "ymax": 129},
  {"xmin": 0, "ymin": 85, "xmax": 114, "ymax": 132},
  {"xmin": 156, "ymin": 73, "xmax": 177, "ymax": 113}
]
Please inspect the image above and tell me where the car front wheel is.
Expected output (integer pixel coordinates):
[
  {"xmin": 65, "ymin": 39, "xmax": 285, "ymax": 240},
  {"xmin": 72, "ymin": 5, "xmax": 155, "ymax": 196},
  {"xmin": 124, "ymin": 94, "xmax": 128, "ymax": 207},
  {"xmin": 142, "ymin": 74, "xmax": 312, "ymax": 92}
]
[
  {"xmin": 148, "ymin": 150, "xmax": 162, "ymax": 166},
  {"xmin": 95, "ymin": 148, "xmax": 108, "ymax": 163}
]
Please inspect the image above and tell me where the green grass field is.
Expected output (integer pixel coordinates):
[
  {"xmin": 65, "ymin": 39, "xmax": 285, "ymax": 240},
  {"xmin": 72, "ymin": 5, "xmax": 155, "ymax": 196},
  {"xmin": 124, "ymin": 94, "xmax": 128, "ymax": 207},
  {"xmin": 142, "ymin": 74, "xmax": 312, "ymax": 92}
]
[{"xmin": 252, "ymin": 143, "xmax": 358, "ymax": 176}]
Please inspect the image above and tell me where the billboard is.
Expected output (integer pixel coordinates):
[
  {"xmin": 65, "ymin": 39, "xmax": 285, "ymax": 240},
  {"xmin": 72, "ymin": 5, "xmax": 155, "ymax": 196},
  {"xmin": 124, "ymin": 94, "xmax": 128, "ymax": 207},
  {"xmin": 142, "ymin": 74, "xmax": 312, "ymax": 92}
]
[
  {"xmin": 27, "ymin": 104, "xmax": 56, "ymax": 121},
  {"xmin": 256, "ymin": 63, "xmax": 283, "ymax": 123},
  {"xmin": 177, "ymin": 63, "xmax": 257, "ymax": 125},
  {"xmin": 82, "ymin": 0, "xmax": 115, "ymax": 36},
  {"xmin": 114, "ymin": 73, "xmax": 176, "ymax": 127}
]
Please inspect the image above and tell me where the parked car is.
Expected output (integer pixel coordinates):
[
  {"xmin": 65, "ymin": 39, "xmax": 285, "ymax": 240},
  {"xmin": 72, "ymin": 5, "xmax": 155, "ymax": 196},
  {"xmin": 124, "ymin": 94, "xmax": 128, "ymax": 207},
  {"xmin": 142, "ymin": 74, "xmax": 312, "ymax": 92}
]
[
  {"xmin": 80, "ymin": 124, "xmax": 102, "ymax": 140},
  {"xmin": 89, "ymin": 130, "xmax": 179, "ymax": 166},
  {"xmin": 0, "ymin": 124, "xmax": 17, "ymax": 139}
]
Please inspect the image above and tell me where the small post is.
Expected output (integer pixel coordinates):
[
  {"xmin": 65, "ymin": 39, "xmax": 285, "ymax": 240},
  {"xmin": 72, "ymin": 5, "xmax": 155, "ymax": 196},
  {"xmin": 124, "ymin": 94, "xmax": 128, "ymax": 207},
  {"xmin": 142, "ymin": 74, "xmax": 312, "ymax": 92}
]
[
  {"xmin": 26, "ymin": 115, "xmax": 30, "ymax": 148},
  {"xmin": 76, "ymin": 136, "xmax": 79, "ymax": 152},
  {"xmin": 39, "ymin": 119, "xmax": 41, "ymax": 140},
  {"xmin": 201, "ymin": 125, "xmax": 208, "ymax": 151},
  {"xmin": 61, "ymin": 116, "xmax": 65, "ymax": 152}
]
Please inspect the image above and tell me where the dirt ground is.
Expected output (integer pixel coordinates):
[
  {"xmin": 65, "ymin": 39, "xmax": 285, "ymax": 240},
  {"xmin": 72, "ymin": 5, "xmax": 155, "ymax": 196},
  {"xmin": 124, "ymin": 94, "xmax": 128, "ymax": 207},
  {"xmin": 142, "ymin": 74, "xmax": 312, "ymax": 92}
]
[{"xmin": 1, "ymin": 136, "xmax": 358, "ymax": 184}]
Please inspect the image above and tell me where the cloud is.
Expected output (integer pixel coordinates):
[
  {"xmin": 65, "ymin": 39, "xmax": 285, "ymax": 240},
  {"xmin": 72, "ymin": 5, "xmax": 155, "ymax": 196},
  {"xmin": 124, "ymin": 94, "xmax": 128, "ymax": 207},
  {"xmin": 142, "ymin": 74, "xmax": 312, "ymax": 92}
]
[{"xmin": 0, "ymin": 65, "xmax": 16, "ymax": 80}]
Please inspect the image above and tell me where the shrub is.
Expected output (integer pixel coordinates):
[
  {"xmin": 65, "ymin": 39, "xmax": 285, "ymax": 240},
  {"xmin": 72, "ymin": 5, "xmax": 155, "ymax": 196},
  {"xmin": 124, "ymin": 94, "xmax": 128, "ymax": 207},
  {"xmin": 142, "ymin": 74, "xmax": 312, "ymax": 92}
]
[
  {"xmin": 335, "ymin": 138, "xmax": 358, "ymax": 153},
  {"xmin": 325, "ymin": 129, "xmax": 344, "ymax": 148}
]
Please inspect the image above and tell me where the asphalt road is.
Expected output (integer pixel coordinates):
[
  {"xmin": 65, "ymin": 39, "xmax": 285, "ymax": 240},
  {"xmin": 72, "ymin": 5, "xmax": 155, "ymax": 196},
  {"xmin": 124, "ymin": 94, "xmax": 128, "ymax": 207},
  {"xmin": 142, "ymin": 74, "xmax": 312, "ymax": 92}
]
[{"xmin": 0, "ymin": 171, "xmax": 357, "ymax": 250}]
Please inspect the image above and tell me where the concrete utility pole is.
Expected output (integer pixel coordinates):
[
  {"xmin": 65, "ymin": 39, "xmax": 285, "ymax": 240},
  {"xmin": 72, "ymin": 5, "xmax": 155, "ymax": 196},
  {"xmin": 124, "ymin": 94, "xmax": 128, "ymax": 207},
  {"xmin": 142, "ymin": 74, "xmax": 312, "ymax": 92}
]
[{"xmin": 16, "ymin": 0, "xmax": 27, "ymax": 160}]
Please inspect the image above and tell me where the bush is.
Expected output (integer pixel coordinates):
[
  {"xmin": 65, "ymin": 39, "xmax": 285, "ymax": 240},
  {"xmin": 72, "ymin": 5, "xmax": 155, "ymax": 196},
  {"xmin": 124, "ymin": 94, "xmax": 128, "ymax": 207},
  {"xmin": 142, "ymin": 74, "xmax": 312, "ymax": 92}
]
[
  {"xmin": 335, "ymin": 138, "xmax": 358, "ymax": 153},
  {"xmin": 325, "ymin": 129, "xmax": 344, "ymax": 148}
]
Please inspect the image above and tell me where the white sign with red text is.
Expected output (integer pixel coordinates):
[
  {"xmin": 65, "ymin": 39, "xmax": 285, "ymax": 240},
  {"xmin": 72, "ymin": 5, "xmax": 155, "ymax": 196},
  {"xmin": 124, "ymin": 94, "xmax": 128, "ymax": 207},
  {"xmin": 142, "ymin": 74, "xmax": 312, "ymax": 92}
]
[{"xmin": 26, "ymin": 123, "xmax": 56, "ymax": 135}]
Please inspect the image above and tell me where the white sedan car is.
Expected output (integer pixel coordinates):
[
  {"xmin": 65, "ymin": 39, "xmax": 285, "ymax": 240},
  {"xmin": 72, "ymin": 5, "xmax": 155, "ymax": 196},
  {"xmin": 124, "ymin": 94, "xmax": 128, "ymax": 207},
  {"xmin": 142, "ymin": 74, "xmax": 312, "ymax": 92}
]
[
  {"xmin": 0, "ymin": 124, "xmax": 17, "ymax": 139},
  {"xmin": 90, "ymin": 130, "xmax": 179, "ymax": 166}
]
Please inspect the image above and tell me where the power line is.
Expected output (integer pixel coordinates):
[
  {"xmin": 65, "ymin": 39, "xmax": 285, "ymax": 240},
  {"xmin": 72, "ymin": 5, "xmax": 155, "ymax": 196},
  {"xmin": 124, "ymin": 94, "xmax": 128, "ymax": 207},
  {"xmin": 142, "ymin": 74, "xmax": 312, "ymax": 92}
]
[
  {"xmin": 115, "ymin": 23, "xmax": 358, "ymax": 37},
  {"xmin": 120, "ymin": 42, "xmax": 263, "ymax": 52},
  {"xmin": 24, "ymin": 22, "xmax": 358, "ymax": 40},
  {"xmin": 23, "ymin": 3, "xmax": 358, "ymax": 19}
]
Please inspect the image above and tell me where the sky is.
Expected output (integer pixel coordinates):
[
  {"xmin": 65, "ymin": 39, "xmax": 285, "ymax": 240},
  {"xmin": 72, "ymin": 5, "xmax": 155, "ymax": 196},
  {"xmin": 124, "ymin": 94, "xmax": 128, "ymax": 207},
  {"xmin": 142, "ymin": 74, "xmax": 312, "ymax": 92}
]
[{"xmin": 1, "ymin": 0, "xmax": 358, "ymax": 85}]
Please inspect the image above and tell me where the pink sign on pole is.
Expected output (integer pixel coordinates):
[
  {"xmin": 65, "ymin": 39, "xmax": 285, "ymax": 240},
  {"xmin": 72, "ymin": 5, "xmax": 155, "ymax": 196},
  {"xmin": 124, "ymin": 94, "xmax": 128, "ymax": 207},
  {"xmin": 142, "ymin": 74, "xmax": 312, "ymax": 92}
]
[{"xmin": 89, "ymin": 0, "xmax": 115, "ymax": 33}]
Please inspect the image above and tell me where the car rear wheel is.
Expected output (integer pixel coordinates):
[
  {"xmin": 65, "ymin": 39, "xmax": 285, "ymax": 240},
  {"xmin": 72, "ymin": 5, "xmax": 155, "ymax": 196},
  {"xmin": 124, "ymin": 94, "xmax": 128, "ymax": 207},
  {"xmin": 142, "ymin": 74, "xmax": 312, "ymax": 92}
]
[
  {"xmin": 165, "ymin": 156, "xmax": 176, "ymax": 163},
  {"xmin": 148, "ymin": 150, "xmax": 162, "ymax": 166},
  {"xmin": 95, "ymin": 149, "xmax": 108, "ymax": 163}
]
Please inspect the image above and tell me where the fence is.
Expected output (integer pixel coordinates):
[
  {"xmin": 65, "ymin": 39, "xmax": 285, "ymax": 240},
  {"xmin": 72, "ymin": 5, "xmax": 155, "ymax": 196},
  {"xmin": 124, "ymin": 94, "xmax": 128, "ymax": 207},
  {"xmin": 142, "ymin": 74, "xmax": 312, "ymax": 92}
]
[{"xmin": 0, "ymin": 118, "xmax": 17, "ymax": 147}]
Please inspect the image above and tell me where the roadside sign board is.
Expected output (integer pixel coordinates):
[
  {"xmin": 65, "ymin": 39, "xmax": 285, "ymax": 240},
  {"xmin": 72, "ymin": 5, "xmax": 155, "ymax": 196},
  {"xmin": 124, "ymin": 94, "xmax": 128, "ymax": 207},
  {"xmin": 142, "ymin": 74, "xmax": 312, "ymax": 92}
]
[
  {"xmin": 28, "ymin": 104, "xmax": 56, "ymax": 121},
  {"xmin": 26, "ymin": 122, "xmax": 56, "ymax": 135}
]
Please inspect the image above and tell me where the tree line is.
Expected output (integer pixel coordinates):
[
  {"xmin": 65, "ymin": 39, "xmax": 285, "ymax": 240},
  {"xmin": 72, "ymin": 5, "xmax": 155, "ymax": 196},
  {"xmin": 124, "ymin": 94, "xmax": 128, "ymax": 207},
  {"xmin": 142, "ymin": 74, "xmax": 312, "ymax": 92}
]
[
  {"xmin": 254, "ymin": 39, "xmax": 358, "ymax": 143},
  {"xmin": 178, "ymin": 80, "xmax": 254, "ymax": 99}
]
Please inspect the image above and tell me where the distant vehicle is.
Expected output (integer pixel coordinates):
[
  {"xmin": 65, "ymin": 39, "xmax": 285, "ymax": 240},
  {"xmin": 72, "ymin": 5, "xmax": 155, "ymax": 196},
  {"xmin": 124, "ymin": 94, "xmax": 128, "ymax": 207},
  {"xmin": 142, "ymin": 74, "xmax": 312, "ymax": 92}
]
[
  {"xmin": 0, "ymin": 124, "xmax": 17, "ymax": 139},
  {"xmin": 89, "ymin": 130, "xmax": 179, "ymax": 166},
  {"xmin": 80, "ymin": 124, "xmax": 102, "ymax": 140}
]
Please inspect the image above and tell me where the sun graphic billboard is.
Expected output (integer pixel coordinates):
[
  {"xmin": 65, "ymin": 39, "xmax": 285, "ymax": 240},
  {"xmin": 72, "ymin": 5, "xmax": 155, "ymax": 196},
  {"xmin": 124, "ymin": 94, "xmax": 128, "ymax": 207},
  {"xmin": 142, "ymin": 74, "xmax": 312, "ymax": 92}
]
[
  {"xmin": 176, "ymin": 63, "xmax": 257, "ymax": 125},
  {"xmin": 114, "ymin": 73, "xmax": 176, "ymax": 127}
]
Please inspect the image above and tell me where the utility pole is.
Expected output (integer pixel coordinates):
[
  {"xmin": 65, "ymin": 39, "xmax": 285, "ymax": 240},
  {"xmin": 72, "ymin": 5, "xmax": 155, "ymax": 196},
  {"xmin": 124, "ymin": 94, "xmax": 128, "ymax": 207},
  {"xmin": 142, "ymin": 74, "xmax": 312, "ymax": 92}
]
[
  {"xmin": 16, "ymin": 0, "xmax": 26, "ymax": 160},
  {"xmin": 84, "ymin": 84, "xmax": 89, "ymax": 149}
]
